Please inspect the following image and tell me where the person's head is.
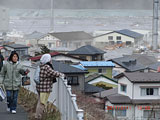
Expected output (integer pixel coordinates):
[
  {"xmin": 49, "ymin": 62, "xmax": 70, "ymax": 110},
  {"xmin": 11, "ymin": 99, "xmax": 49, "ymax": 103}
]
[
  {"xmin": 8, "ymin": 51, "xmax": 19, "ymax": 63},
  {"xmin": 40, "ymin": 54, "xmax": 51, "ymax": 64}
]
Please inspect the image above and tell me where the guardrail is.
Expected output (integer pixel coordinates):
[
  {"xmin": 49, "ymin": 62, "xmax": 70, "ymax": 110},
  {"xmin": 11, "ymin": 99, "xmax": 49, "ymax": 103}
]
[{"xmin": 23, "ymin": 65, "xmax": 84, "ymax": 120}]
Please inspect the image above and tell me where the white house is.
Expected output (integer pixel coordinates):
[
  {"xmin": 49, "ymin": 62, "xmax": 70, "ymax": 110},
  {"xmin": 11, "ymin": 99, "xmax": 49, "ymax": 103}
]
[
  {"xmin": 103, "ymin": 72, "xmax": 160, "ymax": 120},
  {"xmin": 94, "ymin": 29, "xmax": 144, "ymax": 49}
]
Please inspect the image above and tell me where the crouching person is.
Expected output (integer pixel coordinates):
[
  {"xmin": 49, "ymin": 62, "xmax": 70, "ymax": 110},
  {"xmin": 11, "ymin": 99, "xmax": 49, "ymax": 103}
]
[
  {"xmin": 0, "ymin": 51, "xmax": 29, "ymax": 114},
  {"xmin": 35, "ymin": 54, "xmax": 64, "ymax": 119}
]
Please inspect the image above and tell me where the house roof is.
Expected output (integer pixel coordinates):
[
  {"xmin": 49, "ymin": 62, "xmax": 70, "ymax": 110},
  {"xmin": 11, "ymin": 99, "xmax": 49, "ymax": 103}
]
[
  {"xmin": 93, "ymin": 88, "xmax": 118, "ymax": 98},
  {"xmin": 115, "ymin": 29, "xmax": 144, "ymax": 39},
  {"xmin": 4, "ymin": 44, "xmax": 29, "ymax": 49},
  {"xmin": 25, "ymin": 31, "xmax": 45, "ymax": 40},
  {"xmin": 71, "ymin": 64, "xmax": 88, "ymax": 71},
  {"xmin": 68, "ymin": 45, "xmax": 106, "ymax": 55},
  {"xmin": 49, "ymin": 31, "xmax": 93, "ymax": 41},
  {"xmin": 110, "ymin": 54, "xmax": 157, "ymax": 72},
  {"xmin": 116, "ymin": 72, "xmax": 160, "ymax": 83},
  {"xmin": 85, "ymin": 73, "xmax": 117, "ymax": 83},
  {"xmin": 80, "ymin": 61, "xmax": 115, "ymax": 67},
  {"xmin": 95, "ymin": 29, "xmax": 143, "ymax": 39},
  {"xmin": 107, "ymin": 94, "xmax": 132, "ymax": 104},
  {"xmin": 84, "ymin": 83, "xmax": 105, "ymax": 93},
  {"xmin": 29, "ymin": 52, "xmax": 59, "ymax": 61},
  {"xmin": 148, "ymin": 62, "xmax": 160, "ymax": 71},
  {"xmin": 52, "ymin": 60, "xmax": 88, "ymax": 74}
]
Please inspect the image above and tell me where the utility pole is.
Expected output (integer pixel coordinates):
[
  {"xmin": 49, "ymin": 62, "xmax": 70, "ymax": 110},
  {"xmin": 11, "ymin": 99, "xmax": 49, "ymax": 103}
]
[
  {"xmin": 50, "ymin": 0, "xmax": 54, "ymax": 32},
  {"xmin": 152, "ymin": 0, "xmax": 159, "ymax": 50}
]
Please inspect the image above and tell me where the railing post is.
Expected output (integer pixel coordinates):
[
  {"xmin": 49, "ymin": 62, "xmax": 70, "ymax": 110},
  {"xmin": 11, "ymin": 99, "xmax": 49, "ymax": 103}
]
[{"xmin": 77, "ymin": 109, "xmax": 84, "ymax": 120}]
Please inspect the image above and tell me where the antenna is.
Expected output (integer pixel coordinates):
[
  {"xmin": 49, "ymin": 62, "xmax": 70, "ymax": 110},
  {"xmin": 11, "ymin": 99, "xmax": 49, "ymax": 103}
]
[{"xmin": 152, "ymin": 0, "xmax": 159, "ymax": 50}]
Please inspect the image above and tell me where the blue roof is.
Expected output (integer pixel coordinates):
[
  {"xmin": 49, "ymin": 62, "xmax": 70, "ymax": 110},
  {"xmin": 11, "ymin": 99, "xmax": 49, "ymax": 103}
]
[
  {"xmin": 71, "ymin": 65, "xmax": 88, "ymax": 71},
  {"xmin": 115, "ymin": 29, "xmax": 143, "ymax": 38},
  {"xmin": 80, "ymin": 61, "xmax": 115, "ymax": 67}
]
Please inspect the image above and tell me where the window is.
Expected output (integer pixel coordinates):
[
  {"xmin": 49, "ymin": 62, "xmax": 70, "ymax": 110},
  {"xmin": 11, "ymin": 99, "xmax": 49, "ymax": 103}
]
[
  {"xmin": 144, "ymin": 110, "xmax": 160, "ymax": 118},
  {"xmin": 108, "ymin": 36, "xmax": 113, "ymax": 40},
  {"xmin": 67, "ymin": 76, "xmax": 79, "ymax": 85},
  {"xmin": 109, "ymin": 41, "xmax": 115, "ymax": 45},
  {"xmin": 116, "ymin": 36, "xmax": 121, "ymax": 40},
  {"xmin": 48, "ymin": 43, "xmax": 52, "ymax": 48},
  {"xmin": 141, "ymin": 88, "xmax": 158, "ymax": 96},
  {"xmin": 98, "ymin": 69, "xmax": 102, "ymax": 73},
  {"xmin": 117, "ymin": 41, "xmax": 122, "ymax": 44},
  {"xmin": 98, "ymin": 68, "xmax": 106, "ymax": 73},
  {"xmin": 115, "ymin": 109, "xmax": 126, "ymax": 117},
  {"xmin": 120, "ymin": 84, "xmax": 127, "ymax": 93}
]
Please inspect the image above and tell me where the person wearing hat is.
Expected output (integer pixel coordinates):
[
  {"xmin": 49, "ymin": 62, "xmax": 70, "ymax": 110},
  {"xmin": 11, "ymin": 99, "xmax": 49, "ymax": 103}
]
[
  {"xmin": 0, "ymin": 51, "xmax": 29, "ymax": 114},
  {"xmin": 35, "ymin": 53, "xmax": 64, "ymax": 119}
]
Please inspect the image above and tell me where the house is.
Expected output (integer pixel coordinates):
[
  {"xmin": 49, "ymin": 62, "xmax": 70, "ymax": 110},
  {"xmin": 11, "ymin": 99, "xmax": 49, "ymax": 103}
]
[
  {"xmin": 85, "ymin": 73, "xmax": 117, "ymax": 89},
  {"xmin": 79, "ymin": 61, "xmax": 115, "ymax": 78},
  {"xmin": 52, "ymin": 61, "xmax": 88, "ymax": 91},
  {"xmin": 24, "ymin": 31, "xmax": 45, "ymax": 47},
  {"xmin": 4, "ymin": 44, "xmax": 29, "ymax": 58},
  {"xmin": 50, "ymin": 31, "xmax": 93, "ymax": 49},
  {"xmin": 29, "ymin": 52, "xmax": 86, "ymax": 63},
  {"xmin": 102, "ymin": 72, "xmax": 160, "ymax": 120},
  {"xmin": 109, "ymin": 54, "xmax": 157, "ymax": 73},
  {"xmin": 68, "ymin": 45, "xmax": 106, "ymax": 61},
  {"xmin": 94, "ymin": 29, "xmax": 144, "ymax": 48}
]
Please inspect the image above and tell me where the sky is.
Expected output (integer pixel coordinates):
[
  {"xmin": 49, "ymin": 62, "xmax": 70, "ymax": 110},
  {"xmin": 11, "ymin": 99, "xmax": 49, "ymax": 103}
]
[{"xmin": 0, "ymin": 0, "xmax": 152, "ymax": 9}]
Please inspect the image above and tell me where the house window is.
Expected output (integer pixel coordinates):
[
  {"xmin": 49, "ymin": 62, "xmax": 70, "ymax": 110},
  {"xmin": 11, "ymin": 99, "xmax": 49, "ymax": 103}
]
[
  {"xmin": 108, "ymin": 36, "xmax": 113, "ymax": 40},
  {"xmin": 117, "ymin": 41, "xmax": 122, "ymax": 44},
  {"xmin": 120, "ymin": 84, "xmax": 127, "ymax": 93},
  {"xmin": 98, "ymin": 69, "xmax": 102, "ymax": 73},
  {"xmin": 109, "ymin": 41, "xmax": 115, "ymax": 45},
  {"xmin": 116, "ymin": 36, "xmax": 121, "ymax": 40},
  {"xmin": 98, "ymin": 68, "xmax": 106, "ymax": 73},
  {"xmin": 67, "ymin": 76, "xmax": 79, "ymax": 85},
  {"xmin": 115, "ymin": 109, "xmax": 126, "ymax": 117},
  {"xmin": 141, "ymin": 88, "xmax": 158, "ymax": 96},
  {"xmin": 143, "ymin": 110, "xmax": 155, "ymax": 118},
  {"xmin": 48, "ymin": 43, "xmax": 52, "ymax": 48}
]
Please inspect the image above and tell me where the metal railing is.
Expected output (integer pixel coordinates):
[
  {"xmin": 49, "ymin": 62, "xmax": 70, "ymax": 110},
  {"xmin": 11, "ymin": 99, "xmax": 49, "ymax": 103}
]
[{"xmin": 23, "ymin": 65, "xmax": 84, "ymax": 120}]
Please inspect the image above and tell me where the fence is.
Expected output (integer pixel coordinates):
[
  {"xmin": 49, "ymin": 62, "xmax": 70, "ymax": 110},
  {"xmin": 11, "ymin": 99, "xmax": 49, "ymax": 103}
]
[{"xmin": 23, "ymin": 65, "xmax": 84, "ymax": 120}]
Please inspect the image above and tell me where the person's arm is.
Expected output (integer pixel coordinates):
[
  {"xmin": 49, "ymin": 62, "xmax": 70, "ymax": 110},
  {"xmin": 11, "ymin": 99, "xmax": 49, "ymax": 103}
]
[
  {"xmin": 0, "ymin": 63, "xmax": 7, "ymax": 83},
  {"xmin": 46, "ymin": 65, "xmax": 61, "ymax": 78}
]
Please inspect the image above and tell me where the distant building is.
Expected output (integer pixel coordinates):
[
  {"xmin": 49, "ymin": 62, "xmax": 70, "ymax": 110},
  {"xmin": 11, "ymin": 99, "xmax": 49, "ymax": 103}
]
[
  {"xmin": 94, "ymin": 29, "xmax": 144, "ymax": 49},
  {"xmin": 68, "ymin": 45, "xmax": 106, "ymax": 61},
  {"xmin": 0, "ymin": 7, "xmax": 9, "ymax": 32}
]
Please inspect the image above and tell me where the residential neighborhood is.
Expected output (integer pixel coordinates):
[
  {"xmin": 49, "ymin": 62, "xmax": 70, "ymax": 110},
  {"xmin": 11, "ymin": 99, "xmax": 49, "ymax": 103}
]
[{"xmin": 0, "ymin": 1, "xmax": 160, "ymax": 120}]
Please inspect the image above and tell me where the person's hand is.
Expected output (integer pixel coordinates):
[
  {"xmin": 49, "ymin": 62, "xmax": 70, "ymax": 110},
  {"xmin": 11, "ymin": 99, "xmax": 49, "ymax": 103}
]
[
  {"xmin": 25, "ymin": 69, "xmax": 30, "ymax": 75},
  {"xmin": 60, "ymin": 73, "xmax": 65, "ymax": 78}
]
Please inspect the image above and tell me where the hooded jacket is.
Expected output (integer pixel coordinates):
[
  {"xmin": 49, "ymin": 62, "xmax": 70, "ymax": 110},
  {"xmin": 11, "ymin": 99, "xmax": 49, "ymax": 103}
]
[{"xmin": 0, "ymin": 51, "xmax": 25, "ymax": 90}]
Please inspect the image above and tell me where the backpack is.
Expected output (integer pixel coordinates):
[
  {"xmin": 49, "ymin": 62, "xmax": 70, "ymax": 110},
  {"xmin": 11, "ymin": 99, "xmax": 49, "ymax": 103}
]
[{"xmin": 34, "ymin": 66, "xmax": 40, "ymax": 84}]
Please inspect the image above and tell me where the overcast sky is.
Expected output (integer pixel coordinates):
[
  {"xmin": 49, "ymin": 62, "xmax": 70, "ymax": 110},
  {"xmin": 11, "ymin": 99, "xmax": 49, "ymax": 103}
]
[{"xmin": 0, "ymin": 0, "xmax": 152, "ymax": 9}]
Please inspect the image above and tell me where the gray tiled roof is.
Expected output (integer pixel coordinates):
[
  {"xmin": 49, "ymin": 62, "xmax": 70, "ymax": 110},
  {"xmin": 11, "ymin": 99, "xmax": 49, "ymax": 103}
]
[
  {"xmin": 52, "ymin": 60, "xmax": 88, "ymax": 74},
  {"xmin": 68, "ymin": 45, "xmax": 105, "ymax": 55},
  {"xmin": 93, "ymin": 88, "xmax": 118, "ymax": 98},
  {"xmin": 115, "ymin": 29, "xmax": 143, "ymax": 39},
  {"xmin": 148, "ymin": 62, "xmax": 160, "ymax": 71},
  {"xmin": 50, "ymin": 31, "xmax": 93, "ymax": 41},
  {"xmin": 25, "ymin": 31, "xmax": 45, "ymax": 40},
  {"xmin": 107, "ymin": 94, "xmax": 132, "ymax": 104},
  {"xmin": 123, "ymin": 72, "xmax": 160, "ymax": 83},
  {"xmin": 5, "ymin": 44, "xmax": 29, "ymax": 49},
  {"xmin": 110, "ymin": 54, "xmax": 157, "ymax": 72},
  {"xmin": 84, "ymin": 83, "xmax": 105, "ymax": 93}
]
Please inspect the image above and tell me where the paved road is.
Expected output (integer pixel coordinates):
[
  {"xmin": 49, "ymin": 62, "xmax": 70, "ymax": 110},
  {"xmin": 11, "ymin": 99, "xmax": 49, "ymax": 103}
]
[{"xmin": 0, "ymin": 101, "xmax": 28, "ymax": 120}]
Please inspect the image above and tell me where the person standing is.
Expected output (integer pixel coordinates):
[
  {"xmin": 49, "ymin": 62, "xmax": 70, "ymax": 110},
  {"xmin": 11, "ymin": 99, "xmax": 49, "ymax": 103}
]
[
  {"xmin": 0, "ymin": 51, "xmax": 28, "ymax": 114},
  {"xmin": 35, "ymin": 54, "xmax": 64, "ymax": 119}
]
